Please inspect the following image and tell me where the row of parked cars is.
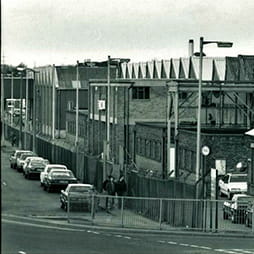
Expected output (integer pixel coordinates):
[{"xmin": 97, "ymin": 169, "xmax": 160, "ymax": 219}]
[
  {"xmin": 218, "ymin": 172, "xmax": 254, "ymax": 227},
  {"xmin": 9, "ymin": 149, "xmax": 97, "ymax": 211}
]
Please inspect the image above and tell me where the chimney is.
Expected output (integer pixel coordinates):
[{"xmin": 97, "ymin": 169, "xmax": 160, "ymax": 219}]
[{"xmin": 188, "ymin": 39, "xmax": 194, "ymax": 57}]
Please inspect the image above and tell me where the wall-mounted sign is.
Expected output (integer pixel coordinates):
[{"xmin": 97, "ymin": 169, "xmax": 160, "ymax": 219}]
[
  {"xmin": 202, "ymin": 145, "xmax": 210, "ymax": 156},
  {"xmin": 98, "ymin": 100, "xmax": 105, "ymax": 110}
]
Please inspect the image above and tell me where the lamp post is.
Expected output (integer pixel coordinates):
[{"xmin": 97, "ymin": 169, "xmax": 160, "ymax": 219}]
[
  {"xmin": 75, "ymin": 61, "xmax": 80, "ymax": 178},
  {"xmin": 18, "ymin": 70, "xmax": 24, "ymax": 149},
  {"xmin": 196, "ymin": 37, "xmax": 233, "ymax": 198},
  {"xmin": 104, "ymin": 57, "xmax": 130, "ymax": 179}
]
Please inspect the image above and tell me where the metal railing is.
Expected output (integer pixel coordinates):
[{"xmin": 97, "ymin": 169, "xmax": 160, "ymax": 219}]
[{"xmin": 65, "ymin": 194, "xmax": 254, "ymax": 234}]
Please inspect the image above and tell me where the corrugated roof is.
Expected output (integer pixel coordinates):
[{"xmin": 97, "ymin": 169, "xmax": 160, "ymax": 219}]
[
  {"xmin": 171, "ymin": 58, "xmax": 180, "ymax": 78},
  {"xmin": 213, "ymin": 57, "xmax": 226, "ymax": 80},
  {"xmin": 155, "ymin": 60, "xmax": 162, "ymax": 79}
]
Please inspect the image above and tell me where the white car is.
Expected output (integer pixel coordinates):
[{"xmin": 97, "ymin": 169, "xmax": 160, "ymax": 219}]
[
  {"xmin": 10, "ymin": 150, "xmax": 30, "ymax": 169},
  {"xmin": 40, "ymin": 164, "xmax": 68, "ymax": 186},
  {"xmin": 16, "ymin": 152, "xmax": 37, "ymax": 172},
  {"xmin": 219, "ymin": 173, "xmax": 247, "ymax": 199}
]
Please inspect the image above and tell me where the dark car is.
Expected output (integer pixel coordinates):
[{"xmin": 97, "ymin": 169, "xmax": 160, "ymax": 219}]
[
  {"xmin": 24, "ymin": 158, "xmax": 49, "ymax": 179},
  {"xmin": 60, "ymin": 184, "xmax": 98, "ymax": 211},
  {"xmin": 223, "ymin": 194, "xmax": 254, "ymax": 224},
  {"xmin": 44, "ymin": 170, "xmax": 78, "ymax": 192}
]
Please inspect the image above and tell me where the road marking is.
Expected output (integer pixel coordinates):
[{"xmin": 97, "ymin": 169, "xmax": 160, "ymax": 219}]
[
  {"xmin": 124, "ymin": 236, "xmax": 131, "ymax": 239},
  {"xmin": 18, "ymin": 251, "xmax": 26, "ymax": 254},
  {"xmin": 189, "ymin": 244, "xmax": 199, "ymax": 248},
  {"xmin": 215, "ymin": 250, "xmax": 238, "ymax": 254},
  {"xmin": 115, "ymin": 235, "xmax": 123, "ymax": 238},
  {"xmin": 199, "ymin": 246, "xmax": 212, "ymax": 250},
  {"xmin": 2, "ymin": 181, "xmax": 7, "ymax": 186},
  {"xmin": 3, "ymin": 219, "xmax": 85, "ymax": 232},
  {"xmin": 232, "ymin": 250, "xmax": 254, "ymax": 254},
  {"xmin": 157, "ymin": 240, "xmax": 165, "ymax": 243},
  {"xmin": 168, "ymin": 241, "xmax": 177, "ymax": 245},
  {"xmin": 179, "ymin": 243, "xmax": 190, "ymax": 247}
]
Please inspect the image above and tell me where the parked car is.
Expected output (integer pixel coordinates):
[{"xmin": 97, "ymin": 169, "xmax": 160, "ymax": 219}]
[
  {"xmin": 9, "ymin": 150, "xmax": 30, "ymax": 169},
  {"xmin": 23, "ymin": 157, "xmax": 49, "ymax": 179},
  {"xmin": 40, "ymin": 164, "xmax": 68, "ymax": 186},
  {"xmin": 44, "ymin": 170, "xmax": 78, "ymax": 192},
  {"xmin": 16, "ymin": 152, "xmax": 37, "ymax": 172},
  {"xmin": 218, "ymin": 173, "xmax": 247, "ymax": 199},
  {"xmin": 60, "ymin": 184, "xmax": 98, "ymax": 211},
  {"xmin": 223, "ymin": 194, "xmax": 254, "ymax": 224},
  {"xmin": 245, "ymin": 202, "xmax": 253, "ymax": 227}
]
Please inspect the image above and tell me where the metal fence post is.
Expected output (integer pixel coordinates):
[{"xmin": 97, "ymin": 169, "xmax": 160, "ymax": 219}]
[
  {"xmin": 67, "ymin": 193, "xmax": 70, "ymax": 223},
  {"xmin": 121, "ymin": 197, "xmax": 124, "ymax": 228},
  {"xmin": 159, "ymin": 199, "xmax": 162, "ymax": 230},
  {"xmin": 252, "ymin": 202, "xmax": 254, "ymax": 233},
  {"xmin": 91, "ymin": 194, "xmax": 95, "ymax": 223}
]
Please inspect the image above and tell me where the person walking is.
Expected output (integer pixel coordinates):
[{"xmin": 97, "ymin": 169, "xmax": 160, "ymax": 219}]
[
  {"xmin": 105, "ymin": 176, "xmax": 115, "ymax": 211},
  {"xmin": 116, "ymin": 175, "xmax": 127, "ymax": 209}
]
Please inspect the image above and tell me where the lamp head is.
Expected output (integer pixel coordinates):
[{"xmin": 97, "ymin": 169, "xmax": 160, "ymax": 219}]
[{"xmin": 217, "ymin": 42, "xmax": 233, "ymax": 48}]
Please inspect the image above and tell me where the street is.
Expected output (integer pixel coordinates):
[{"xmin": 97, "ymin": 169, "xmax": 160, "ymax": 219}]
[
  {"xmin": 2, "ymin": 217, "xmax": 254, "ymax": 254},
  {"xmin": 1, "ymin": 144, "xmax": 254, "ymax": 254}
]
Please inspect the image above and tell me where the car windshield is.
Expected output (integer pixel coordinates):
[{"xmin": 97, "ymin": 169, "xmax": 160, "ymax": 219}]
[
  {"xmin": 238, "ymin": 197, "xmax": 254, "ymax": 202},
  {"xmin": 70, "ymin": 186, "xmax": 93, "ymax": 193},
  {"xmin": 47, "ymin": 166, "xmax": 66, "ymax": 172},
  {"xmin": 51, "ymin": 172, "xmax": 74, "ymax": 178},
  {"xmin": 16, "ymin": 152, "xmax": 25, "ymax": 158},
  {"xmin": 231, "ymin": 175, "xmax": 247, "ymax": 182},
  {"xmin": 31, "ymin": 161, "xmax": 46, "ymax": 167},
  {"xmin": 21, "ymin": 154, "xmax": 35, "ymax": 160}
]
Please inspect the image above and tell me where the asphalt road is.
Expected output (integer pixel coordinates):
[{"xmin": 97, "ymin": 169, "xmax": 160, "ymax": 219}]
[
  {"xmin": 2, "ymin": 218, "xmax": 254, "ymax": 254},
  {"xmin": 1, "ymin": 143, "xmax": 254, "ymax": 254}
]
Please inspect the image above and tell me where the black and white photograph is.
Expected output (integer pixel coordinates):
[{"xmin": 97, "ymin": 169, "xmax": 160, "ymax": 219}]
[{"xmin": 1, "ymin": 0, "xmax": 254, "ymax": 253}]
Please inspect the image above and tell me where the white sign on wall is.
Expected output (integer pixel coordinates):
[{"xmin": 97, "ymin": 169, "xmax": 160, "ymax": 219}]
[
  {"xmin": 98, "ymin": 100, "xmax": 105, "ymax": 110},
  {"xmin": 215, "ymin": 159, "xmax": 226, "ymax": 175}
]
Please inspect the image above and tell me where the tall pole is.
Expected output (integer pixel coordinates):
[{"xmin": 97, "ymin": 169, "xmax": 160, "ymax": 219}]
[
  {"xmin": 196, "ymin": 37, "xmax": 203, "ymax": 197},
  {"xmin": 11, "ymin": 73, "xmax": 14, "ymax": 126},
  {"xmin": 167, "ymin": 90, "xmax": 172, "ymax": 177},
  {"xmin": 1, "ymin": 71, "xmax": 4, "ymax": 146},
  {"xmin": 19, "ymin": 73, "xmax": 23, "ymax": 149},
  {"xmin": 32, "ymin": 71, "xmax": 36, "ymax": 153},
  {"xmin": 106, "ymin": 55, "xmax": 111, "ymax": 160},
  {"xmin": 75, "ymin": 61, "xmax": 79, "ymax": 176},
  {"xmin": 24, "ymin": 71, "xmax": 29, "ymax": 148},
  {"xmin": 52, "ymin": 65, "xmax": 56, "ymax": 141}
]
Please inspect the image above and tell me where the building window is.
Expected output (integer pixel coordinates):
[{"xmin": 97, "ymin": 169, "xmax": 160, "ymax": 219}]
[{"xmin": 132, "ymin": 87, "xmax": 150, "ymax": 99}]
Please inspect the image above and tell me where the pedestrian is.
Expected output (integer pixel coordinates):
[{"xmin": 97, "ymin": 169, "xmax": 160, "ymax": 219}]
[
  {"xmin": 116, "ymin": 175, "xmax": 127, "ymax": 209},
  {"xmin": 105, "ymin": 176, "xmax": 115, "ymax": 211},
  {"xmin": 11, "ymin": 134, "xmax": 16, "ymax": 147},
  {"xmin": 208, "ymin": 113, "xmax": 216, "ymax": 126}
]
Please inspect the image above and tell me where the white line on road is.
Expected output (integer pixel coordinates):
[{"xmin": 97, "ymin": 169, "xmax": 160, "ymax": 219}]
[
  {"xmin": 232, "ymin": 250, "xmax": 254, "ymax": 254},
  {"xmin": 18, "ymin": 251, "xmax": 26, "ymax": 254},
  {"xmin": 167, "ymin": 241, "xmax": 177, "ymax": 245},
  {"xmin": 115, "ymin": 235, "xmax": 123, "ymax": 238},
  {"xmin": 3, "ymin": 219, "xmax": 85, "ymax": 232},
  {"xmin": 199, "ymin": 246, "xmax": 212, "ymax": 250},
  {"xmin": 124, "ymin": 236, "xmax": 131, "ymax": 239},
  {"xmin": 179, "ymin": 243, "xmax": 190, "ymax": 247}
]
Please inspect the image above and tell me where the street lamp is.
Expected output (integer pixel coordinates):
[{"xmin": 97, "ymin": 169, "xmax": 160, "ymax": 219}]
[
  {"xmin": 104, "ymin": 56, "xmax": 130, "ymax": 179},
  {"xmin": 16, "ymin": 67, "xmax": 25, "ymax": 149},
  {"xmin": 17, "ymin": 67, "xmax": 39, "ymax": 152},
  {"xmin": 195, "ymin": 37, "xmax": 233, "ymax": 198}
]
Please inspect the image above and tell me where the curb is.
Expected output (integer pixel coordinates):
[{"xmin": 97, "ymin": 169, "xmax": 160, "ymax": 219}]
[{"xmin": 3, "ymin": 214, "xmax": 254, "ymax": 239}]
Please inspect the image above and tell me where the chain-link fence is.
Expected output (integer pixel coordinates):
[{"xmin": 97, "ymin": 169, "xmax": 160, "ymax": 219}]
[{"xmin": 65, "ymin": 194, "xmax": 254, "ymax": 234}]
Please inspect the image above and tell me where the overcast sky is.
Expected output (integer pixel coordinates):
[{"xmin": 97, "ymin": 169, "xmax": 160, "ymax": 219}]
[{"xmin": 2, "ymin": 0, "xmax": 254, "ymax": 67}]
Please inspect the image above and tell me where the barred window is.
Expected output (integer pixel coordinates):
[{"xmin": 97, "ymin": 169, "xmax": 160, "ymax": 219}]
[{"xmin": 132, "ymin": 87, "xmax": 150, "ymax": 99}]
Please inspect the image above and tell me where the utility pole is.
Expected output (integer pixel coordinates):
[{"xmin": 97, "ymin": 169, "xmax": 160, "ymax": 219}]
[
  {"xmin": 1, "ymin": 54, "xmax": 5, "ymax": 146},
  {"xmin": 75, "ymin": 61, "xmax": 80, "ymax": 177}
]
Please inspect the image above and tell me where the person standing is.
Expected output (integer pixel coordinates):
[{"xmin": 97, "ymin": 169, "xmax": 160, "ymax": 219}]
[
  {"xmin": 105, "ymin": 176, "xmax": 115, "ymax": 211},
  {"xmin": 116, "ymin": 175, "xmax": 127, "ymax": 209}
]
